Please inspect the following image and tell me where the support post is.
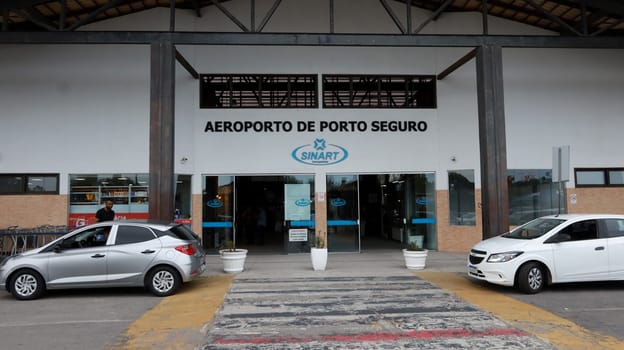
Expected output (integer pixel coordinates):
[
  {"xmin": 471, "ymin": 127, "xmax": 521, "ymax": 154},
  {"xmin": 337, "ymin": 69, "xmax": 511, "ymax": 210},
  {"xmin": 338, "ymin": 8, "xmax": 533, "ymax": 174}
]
[
  {"xmin": 476, "ymin": 45, "xmax": 509, "ymax": 239},
  {"xmin": 149, "ymin": 41, "xmax": 176, "ymax": 221}
]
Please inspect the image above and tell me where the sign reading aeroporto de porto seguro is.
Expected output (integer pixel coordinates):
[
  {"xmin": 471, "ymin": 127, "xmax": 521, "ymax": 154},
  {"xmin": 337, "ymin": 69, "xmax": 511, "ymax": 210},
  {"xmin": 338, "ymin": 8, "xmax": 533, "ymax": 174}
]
[{"xmin": 201, "ymin": 118, "xmax": 432, "ymax": 170}]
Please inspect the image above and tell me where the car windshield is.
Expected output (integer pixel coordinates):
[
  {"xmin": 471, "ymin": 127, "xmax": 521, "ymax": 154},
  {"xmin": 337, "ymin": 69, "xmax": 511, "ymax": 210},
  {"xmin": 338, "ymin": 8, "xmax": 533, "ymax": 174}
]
[{"xmin": 503, "ymin": 218, "xmax": 567, "ymax": 239}]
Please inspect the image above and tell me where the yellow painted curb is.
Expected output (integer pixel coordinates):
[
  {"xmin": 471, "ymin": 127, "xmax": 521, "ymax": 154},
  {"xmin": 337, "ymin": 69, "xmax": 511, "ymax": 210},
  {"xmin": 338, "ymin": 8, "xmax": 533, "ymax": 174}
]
[
  {"xmin": 114, "ymin": 274, "xmax": 234, "ymax": 350},
  {"xmin": 415, "ymin": 271, "xmax": 624, "ymax": 350}
]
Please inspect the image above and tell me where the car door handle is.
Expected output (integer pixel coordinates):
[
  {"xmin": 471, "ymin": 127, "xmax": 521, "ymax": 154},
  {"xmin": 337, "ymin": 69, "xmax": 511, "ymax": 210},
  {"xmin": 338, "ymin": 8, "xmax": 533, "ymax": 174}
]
[
  {"xmin": 595, "ymin": 246, "xmax": 605, "ymax": 251},
  {"xmin": 141, "ymin": 249, "xmax": 156, "ymax": 254},
  {"xmin": 91, "ymin": 254, "xmax": 106, "ymax": 258}
]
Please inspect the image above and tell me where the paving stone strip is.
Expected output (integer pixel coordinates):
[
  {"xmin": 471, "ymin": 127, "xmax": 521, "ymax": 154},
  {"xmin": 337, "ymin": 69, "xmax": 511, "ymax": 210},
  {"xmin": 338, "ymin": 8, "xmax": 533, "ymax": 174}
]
[{"xmin": 202, "ymin": 276, "xmax": 554, "ymax": 349}]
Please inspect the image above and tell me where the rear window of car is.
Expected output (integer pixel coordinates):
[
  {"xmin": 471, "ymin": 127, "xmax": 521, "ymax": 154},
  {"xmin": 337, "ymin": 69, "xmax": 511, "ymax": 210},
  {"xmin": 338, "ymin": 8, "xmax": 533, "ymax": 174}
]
[
  {"xmin": 158, "ymin": 224, "xmax": 200, "ymax": 241},
  {"xmin": 115, "ymin": 225, "xmax": 157, "ymax": 245},
  {"xmin": 603, "ymin": 219, "xmax": 624, "ymax": 237}
]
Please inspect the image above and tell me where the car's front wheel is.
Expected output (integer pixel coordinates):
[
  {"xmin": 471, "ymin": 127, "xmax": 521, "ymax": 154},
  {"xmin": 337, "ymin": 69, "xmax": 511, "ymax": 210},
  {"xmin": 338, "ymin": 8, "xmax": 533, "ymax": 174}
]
[
  {"xmin": 517, "ymin": 262, "xmax": 545, "ymax": 294},
  {"xmin": 9, "ymin": 269, "xmax": 45, "ymax": 300},
  {"xmin": 146, "ymin": 266, "xmax": 180, "ymax": 297}
]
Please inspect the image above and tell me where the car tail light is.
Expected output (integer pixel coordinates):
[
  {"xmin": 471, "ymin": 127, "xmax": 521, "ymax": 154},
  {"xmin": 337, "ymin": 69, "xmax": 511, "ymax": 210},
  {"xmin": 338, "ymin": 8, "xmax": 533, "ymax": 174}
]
[{"xmin": 175, "ymin": 244, "xmax": 197, "ymax": 255}]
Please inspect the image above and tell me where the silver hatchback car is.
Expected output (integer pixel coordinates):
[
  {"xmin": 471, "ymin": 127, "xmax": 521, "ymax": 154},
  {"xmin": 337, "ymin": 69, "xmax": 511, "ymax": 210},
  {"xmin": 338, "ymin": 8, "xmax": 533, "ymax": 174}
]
[{"xmin": 0, "ymin": 221, "xmax": 206, "ymax": 300}]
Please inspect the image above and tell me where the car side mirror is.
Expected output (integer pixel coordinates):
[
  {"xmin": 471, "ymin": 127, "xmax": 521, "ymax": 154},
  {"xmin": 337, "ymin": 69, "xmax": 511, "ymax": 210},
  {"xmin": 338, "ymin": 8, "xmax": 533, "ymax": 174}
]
[
  {"xmin": 545, "ymin": 233, "xmax": 571, "ymax": 244},
  {"xmin": 53, "ymin": 244, "xmax": 63, "ymax": 253}
]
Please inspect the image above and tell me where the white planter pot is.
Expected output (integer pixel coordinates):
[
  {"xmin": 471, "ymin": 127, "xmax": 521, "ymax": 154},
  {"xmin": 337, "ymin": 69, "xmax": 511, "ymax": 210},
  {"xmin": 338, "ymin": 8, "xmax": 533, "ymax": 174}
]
[
  {"xmin": 402, "ymin": 249, "xmax": 428, "ymax": 270},
  {"xmin": 310, "ymin": 247, "xmax": 328, "ymax": 271},
  {"xmin": 220, "ymin": 249, "xmax": 248, "ymax": 273}
]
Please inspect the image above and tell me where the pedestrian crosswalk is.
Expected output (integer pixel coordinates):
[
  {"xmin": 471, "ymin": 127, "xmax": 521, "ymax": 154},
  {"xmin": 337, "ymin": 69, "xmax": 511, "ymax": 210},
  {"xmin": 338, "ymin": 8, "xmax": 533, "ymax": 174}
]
[{"xmin": 202, "ymin": 276, "xmax": 553, "ymax": 349}]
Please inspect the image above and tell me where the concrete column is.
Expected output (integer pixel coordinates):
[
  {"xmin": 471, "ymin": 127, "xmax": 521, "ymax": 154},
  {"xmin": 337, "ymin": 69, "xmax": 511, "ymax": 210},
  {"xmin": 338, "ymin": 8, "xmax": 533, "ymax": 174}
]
[
  {"xmin": 315, "ymin": 192, "xmax": 328, "ymax": 247},
  {"xmin": 476, "ymin": 45, "xmax": 509, "ymax": 239},
  {"xmin": 149, "ymin": 41, "xmax": 176, "ymax": 221}
]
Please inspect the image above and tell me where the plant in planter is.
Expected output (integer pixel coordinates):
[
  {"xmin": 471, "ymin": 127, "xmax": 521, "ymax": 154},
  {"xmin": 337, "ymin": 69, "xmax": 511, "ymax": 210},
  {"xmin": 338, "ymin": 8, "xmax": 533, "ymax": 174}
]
[
  {"xmin": 219, "ymin": 239, "xmax": 248, "ymax": 273},
  {"xmin": 310, "ymin": 234, "xmax": 328, "ymax": 271},
  {"xmin": 402, "ymin": 241, "xmax": 428, "ymax": 270}
]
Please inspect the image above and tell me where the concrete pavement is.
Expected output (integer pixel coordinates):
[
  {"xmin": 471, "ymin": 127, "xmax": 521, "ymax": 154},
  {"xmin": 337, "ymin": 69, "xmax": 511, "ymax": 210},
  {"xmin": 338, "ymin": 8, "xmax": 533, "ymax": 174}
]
[{"xmin": 115, "ymin": 250, "xmax": 624, "ymax": 349}]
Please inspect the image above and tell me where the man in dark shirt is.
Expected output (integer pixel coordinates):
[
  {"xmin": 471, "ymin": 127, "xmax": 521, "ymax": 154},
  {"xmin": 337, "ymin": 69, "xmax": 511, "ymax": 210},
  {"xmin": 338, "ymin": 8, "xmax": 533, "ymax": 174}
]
[{"xmin": 95, "ymin": 200, "xmax": 115, "ymax": 222}]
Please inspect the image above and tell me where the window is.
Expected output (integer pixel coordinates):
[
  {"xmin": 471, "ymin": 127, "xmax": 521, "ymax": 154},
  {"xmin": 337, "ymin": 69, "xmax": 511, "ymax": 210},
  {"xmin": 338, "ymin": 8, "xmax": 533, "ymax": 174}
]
[
  {"xmin": 200, "ymin": 74, "xmax": 318, "ymax": 108},
  {"xmin": 322, "ymin": 75, "xmax": 436, "ymax": 108},
  {"xmin": 508, "ymin": 169, "xmax": 561, "ymax": 226},
  {"xmin": 575, "ymin": 168, "xmax": 624, "ymax": 187},
  {"xmin": 559, "ymin": 220, "xmax": 598, "ymax": 241},
  {"xmin": 448, "ymin": 170, "xmax": 476, "ymax": 226},
  {"xmin": 603, "ymin": 219, "xmax": 624, "ymax": 238},
  {"xmin": 0, "ymin": 174, "xmax": 59, "ymax": 194},
  {"xmin": 115, "ymin": 226, "xmax": 156, "ymax": 245},
  {"xmin": 59, "ymin": 226, "xmax": 112, "ymax": 249}
]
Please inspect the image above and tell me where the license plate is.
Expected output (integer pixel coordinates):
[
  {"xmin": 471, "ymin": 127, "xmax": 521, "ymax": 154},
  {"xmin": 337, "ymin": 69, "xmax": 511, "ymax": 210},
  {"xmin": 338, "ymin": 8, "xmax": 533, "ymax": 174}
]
[{"xmin": 468, "ymin": 265, "xmax": 477, "ymax": 273}]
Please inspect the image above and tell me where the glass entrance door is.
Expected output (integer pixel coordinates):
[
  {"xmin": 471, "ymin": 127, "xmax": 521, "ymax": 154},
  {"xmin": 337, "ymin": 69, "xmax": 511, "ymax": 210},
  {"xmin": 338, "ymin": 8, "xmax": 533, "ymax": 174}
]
[
  {"xmin": 326, "ymin": 175, "xmax": 359, "ymax": 252},
  {"xmin": 360, "ymin": 173, "xmax": 437, "ymax": 250},
  {"xmin": 202, "ymin": 176, "xmax": 234, "ymax": 252},
  {"xmin": 284, "ymin": 175, "xmax": 315, "ymax": 253},
  {"xmin": 202, "ymin": 174, "xmax": 314, "ymax": 254}
]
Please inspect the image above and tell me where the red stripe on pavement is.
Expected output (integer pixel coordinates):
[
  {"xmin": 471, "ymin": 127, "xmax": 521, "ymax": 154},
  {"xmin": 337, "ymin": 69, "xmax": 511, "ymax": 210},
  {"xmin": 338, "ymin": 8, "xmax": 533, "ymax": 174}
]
[{"xmin": 213, "ymin": 328, "xmax": 527, "ymax": 345}]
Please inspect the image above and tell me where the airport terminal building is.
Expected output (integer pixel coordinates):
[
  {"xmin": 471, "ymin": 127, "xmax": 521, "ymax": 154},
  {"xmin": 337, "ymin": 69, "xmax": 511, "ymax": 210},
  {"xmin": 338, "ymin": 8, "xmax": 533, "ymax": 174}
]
[{"xmin": 1, "ymin": 0, "xmax": 624, "ymax": 254}]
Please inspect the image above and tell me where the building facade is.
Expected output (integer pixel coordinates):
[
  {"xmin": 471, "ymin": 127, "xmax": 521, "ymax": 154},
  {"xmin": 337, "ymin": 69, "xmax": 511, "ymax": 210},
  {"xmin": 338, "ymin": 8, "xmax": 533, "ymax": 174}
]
[{"xmin": 2, "ymin": 1, "xmax": 624, "ymax": 253}]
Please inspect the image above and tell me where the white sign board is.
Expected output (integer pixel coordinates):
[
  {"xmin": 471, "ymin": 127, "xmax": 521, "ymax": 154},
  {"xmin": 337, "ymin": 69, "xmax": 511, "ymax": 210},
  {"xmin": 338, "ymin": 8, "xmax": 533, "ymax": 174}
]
[
  {"xmin": 288, "ymin": 228, "xmax": 308, "ymax": 242},
  {"xmin": 285, "ymin": 184, "xmax": 311, "ymax": 221}
]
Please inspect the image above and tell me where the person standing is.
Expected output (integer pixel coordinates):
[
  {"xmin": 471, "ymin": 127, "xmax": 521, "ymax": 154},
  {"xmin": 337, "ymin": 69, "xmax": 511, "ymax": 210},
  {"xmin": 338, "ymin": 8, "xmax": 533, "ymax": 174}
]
[{"xmin": 95, "ymin": 200, "xmax": 115, "ymax": 222}]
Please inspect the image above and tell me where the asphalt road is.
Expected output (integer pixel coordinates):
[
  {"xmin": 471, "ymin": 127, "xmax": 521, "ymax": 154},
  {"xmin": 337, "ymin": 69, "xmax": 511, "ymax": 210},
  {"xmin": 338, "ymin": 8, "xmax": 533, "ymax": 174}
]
[
  {"xmin": 1, "ymin": 251, "xmax": 623, "ymax": 349},
  {"xmin": 0, "ymin": 287, "xmax": 160, "ymax": 350},
  {"xmin": 506, "ymin": 280, "xmax": 624, "ymax": 340}
]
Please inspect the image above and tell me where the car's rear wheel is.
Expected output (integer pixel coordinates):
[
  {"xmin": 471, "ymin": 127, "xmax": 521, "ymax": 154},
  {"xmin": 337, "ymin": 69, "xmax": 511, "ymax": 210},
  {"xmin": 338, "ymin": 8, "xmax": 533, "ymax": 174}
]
[
  {"xmin": 146, "ymin": 266, "xmax": 180, "ymax": 297},
  {"xmin": 517, "ymin": 262, "xmax": 545, "ymax": 294},
  {"xmin": 9, "ymin": 269, "xmax": 45, "ymax": 300}
]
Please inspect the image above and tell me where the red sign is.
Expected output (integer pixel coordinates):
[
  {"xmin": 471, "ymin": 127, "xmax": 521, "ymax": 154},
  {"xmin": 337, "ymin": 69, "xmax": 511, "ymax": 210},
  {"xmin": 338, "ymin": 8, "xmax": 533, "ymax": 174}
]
[{"xmin": 69, "ymin": 213, "xmax": 149, "ymax": 227}]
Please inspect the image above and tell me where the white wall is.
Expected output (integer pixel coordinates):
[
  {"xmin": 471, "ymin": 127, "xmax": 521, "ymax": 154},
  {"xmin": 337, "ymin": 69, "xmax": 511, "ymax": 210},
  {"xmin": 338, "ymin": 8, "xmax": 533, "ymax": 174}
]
[
  {"xmin": 0, "ymin": 45, "xmax": 150, "ymax": 193},
  {"xmin": 1, "ymin": 1, "xmax": 623, "ymax": 196}
]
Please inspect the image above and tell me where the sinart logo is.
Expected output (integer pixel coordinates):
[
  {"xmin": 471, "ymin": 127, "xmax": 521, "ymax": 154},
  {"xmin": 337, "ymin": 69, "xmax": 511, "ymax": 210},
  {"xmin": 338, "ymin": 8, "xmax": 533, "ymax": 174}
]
[
  {"xmin": 292, "ymin": 138, "xmax": 349, "ymax": 165},
  {"xmin": 330, "ymin": 198, "xmax": 347, "ymax": 207},
  {"xmin": 295, "ymin": 199, "xmax": 311, "ymax": 207},
  {"xmin": 206, "ymin": 198, "xmax": 224, "ymax": 208}
]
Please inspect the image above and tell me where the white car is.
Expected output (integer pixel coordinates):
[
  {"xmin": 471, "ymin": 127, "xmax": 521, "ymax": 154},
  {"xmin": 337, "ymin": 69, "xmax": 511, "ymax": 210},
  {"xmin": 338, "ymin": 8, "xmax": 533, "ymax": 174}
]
[{"xmin": 467, "ymin": 214, "xmax": 624, "ymax": 294}]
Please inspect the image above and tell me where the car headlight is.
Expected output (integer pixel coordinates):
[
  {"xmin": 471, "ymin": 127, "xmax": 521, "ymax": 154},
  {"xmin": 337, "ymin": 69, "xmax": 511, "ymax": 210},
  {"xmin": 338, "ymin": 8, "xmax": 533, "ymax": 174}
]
[{"xmin": 487, "ymin": 251, "xmax": 523, "ymax": 263}]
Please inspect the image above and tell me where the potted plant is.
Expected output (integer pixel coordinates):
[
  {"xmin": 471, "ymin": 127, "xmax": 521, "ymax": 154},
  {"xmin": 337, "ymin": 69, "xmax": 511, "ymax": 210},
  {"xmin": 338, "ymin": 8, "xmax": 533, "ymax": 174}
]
[
  {"xmin": 310, "ymin": 234, "xmax": 328, "ymax": 271},
  {"xmin": 219, "ymin": 240, "xmax": 248, "ymax": 273},
  {"xmin": 402, "ymin": 241, "xmax": 428, "ymax": 270}
]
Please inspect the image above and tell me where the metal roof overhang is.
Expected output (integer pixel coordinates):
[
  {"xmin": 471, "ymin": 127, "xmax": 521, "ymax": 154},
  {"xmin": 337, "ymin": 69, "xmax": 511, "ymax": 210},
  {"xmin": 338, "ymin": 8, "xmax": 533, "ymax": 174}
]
[{"xmin": 1, "ymin": 31, "xmax": 624, "ymax": 49}]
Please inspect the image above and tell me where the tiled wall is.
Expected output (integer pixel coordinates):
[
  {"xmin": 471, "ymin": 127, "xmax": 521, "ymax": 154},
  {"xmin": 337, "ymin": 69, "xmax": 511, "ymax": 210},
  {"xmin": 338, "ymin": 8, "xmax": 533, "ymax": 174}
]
[
  {"xmin": 436, "ymin": 190, "xmax": 483, "ymax": 253},
  {"xmin": 567, "ymin": 187, "xmax": 624, "ymax": 214},
  {"xmin": 0, "ymin": 195, "xmax": 68, "ymax": 228}
]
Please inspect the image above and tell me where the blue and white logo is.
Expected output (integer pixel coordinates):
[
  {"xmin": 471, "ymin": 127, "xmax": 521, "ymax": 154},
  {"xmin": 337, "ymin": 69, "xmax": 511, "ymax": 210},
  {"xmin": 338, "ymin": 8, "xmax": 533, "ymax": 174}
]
[
  {"xmin": 415, "ymin": 198, "xmax": 430, "ymax": 206},
  {"xmin": 292, "ymin": 138, "xmax": 349, "ymax": 166},
  {"xmin": 330, "ymin": 198, "xmax": 347, "ymax": 207},
  {"xmin": 206, "ymin": 198, "xmax": 224, "ymax": 208},
  {"xmin": 295, "ymin": 199, "xmax": 311, "ymax": 207}
]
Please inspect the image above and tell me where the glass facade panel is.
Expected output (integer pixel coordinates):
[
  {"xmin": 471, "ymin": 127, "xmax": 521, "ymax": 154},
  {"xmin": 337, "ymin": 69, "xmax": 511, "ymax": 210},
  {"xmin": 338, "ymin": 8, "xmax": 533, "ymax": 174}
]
[
  {"xmin": 404, "ymin": 173, "xmax": 436, "ymax": 250},
  {"xmin": 608, "ymin": 170, "xmax": 624, "ymax": 185},
  {"xmin": 508, "ymin": 169, "xmax": 561, "ymax": 226},
  {"xmin": 326, "ymin": 175, "xmax": 359, "ymax": 252},
  {"xmin": 0, "ymin": 175, "xmax": 24, "ymax": 194},
  {"xmin": 448, "ymin": 170, "xmax": 476, "ymax": 226},
  {"xmin": 69, "ymin": 173, "xmax": 149, "ymax": 227},
  {"xmin": 576, "ymin": 171, "xmax": 606, "ymax": 185},
  {"xmin": 27, "ymin": 175, "xmax": 57, "ymax": 192},
  {"xmin": 284, "ymin": 175, "xmax": 315, "ymax": 253},
  {"xmin": 202, "ymin": 176, "xmax": 234, "ymax": 251}
]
